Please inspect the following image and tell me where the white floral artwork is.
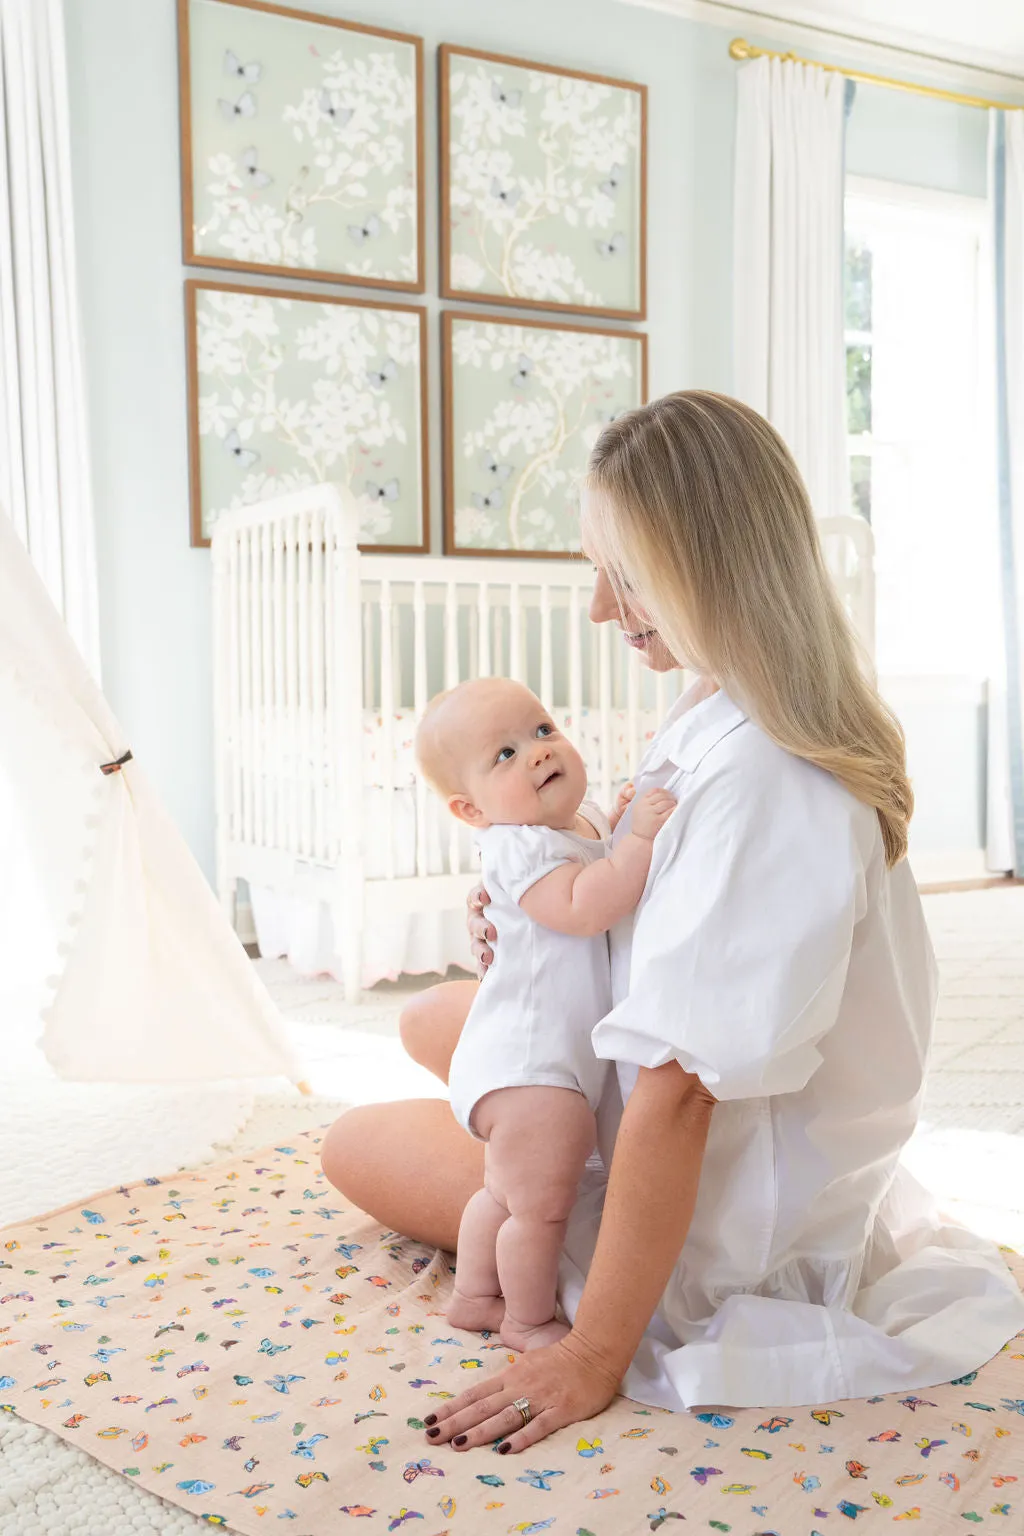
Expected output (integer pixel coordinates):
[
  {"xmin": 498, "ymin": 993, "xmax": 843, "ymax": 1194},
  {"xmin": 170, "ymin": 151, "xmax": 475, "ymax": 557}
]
[
  {"xmin": 190, "ymin": 282, "xmax": 426, "ymax": 548},
  {"xmin": 183, "ymin": 0, "xmax": 422, "ymax": 288},
  {"xmin": 442, "ymin": 47, "xmax": 644, "ymax": 316},
  {"xmin": 445, "ymin": 313, "xmax": 645, "ymax": 556}
]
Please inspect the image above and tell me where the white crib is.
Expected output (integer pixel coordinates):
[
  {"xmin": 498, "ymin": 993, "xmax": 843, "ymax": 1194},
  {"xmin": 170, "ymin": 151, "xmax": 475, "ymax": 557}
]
[{"xmin": 211, "ymin": 484, "xmax": 875, "ymax": 1000}]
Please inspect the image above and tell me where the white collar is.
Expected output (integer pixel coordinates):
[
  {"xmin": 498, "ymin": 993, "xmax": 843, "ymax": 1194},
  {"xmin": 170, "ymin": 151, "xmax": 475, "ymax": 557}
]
[{"xmin": 637, "ymin": 680, "xmax": 748, "ymax": 776}]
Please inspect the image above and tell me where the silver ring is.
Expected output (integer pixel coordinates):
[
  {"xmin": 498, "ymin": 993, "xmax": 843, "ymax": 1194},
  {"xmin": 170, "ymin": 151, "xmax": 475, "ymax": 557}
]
[{"xmin": 512, "ymin": 1396, "xmax": 532, "ymax": 1428}]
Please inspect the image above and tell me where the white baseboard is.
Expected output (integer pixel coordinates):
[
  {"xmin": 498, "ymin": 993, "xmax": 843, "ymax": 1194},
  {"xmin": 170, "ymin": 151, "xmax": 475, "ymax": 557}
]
[{"xmin": 912, "ymin": 848, "xmax": 992, "ymax": 886}]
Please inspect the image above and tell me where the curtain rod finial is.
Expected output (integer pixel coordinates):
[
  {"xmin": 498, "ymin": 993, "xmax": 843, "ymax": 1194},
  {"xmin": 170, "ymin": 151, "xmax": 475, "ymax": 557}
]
[{"xmin": 729, "ymin": 37, "xmax": 755, "ymax": 61}]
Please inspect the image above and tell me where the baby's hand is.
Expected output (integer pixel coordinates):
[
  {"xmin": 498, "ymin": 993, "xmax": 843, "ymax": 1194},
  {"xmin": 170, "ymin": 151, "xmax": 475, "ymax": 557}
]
[
  {"xmin": 609, "ymin": 781, "xmax": 635, "ymax": 831},
  {"xmin": 630, "ymin": 788, "xmax": 676, "ymax": 842}
]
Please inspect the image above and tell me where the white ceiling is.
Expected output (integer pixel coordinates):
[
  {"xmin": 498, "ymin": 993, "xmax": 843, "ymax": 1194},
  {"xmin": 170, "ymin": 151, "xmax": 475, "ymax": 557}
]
[{"xmin": 621, "ymin": 0, "xmax": 1024, "ymax": 86}]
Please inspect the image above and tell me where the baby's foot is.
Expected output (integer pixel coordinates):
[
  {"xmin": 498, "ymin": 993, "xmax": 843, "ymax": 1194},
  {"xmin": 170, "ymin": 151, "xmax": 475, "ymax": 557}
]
[
  {"xmin": 500, "ymin": 1314, "xmax": 570, "ymax": 1352},
  {"xmin": 447, "ymin": 1290, "xmax": 506, "ymax": 1334}
]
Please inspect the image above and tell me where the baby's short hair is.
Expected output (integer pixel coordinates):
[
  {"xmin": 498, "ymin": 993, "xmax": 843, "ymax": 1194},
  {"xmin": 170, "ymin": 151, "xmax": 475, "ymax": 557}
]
[{"xmin": 415, "ymin": 686, "xmax": 464, "ymax": 799}]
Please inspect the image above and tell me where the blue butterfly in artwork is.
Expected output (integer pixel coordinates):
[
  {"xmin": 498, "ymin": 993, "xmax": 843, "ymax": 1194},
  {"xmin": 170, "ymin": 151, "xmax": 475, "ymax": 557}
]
[
  {"xmin": 176, "ymin": 1479, "xmax": 216, "ymax": 1495},
  {"xmin": 258, "ymin": 1338, "xmax": 290, "ymax": 1357},
  {"xmin": 950, "ymin": 1371, "xmax": 978, "ymax": 1386},
  {"xmin": 336, "ymin": 1243, "xmax": 363, "ymax": 1260},
  {"xmin": 476, "ymin": 1474, "xmax": 504, "ymax": 1487},
  {"xmin": 516, "ymin": 1470, "xmax": 564, "ymax": 1491},
  {"xmin": 292, "ymin": 1434, "xmax": 328, "ymax": 1459},
  {"xmin": 266, "ymin": 1374, "xmax": 305, "ymax": 1394},
  {"xmin": 250, "ymin": 1268, "xmax": 276, "ymax": 1279},
  {"xmin": 837, "ymin": 1501, "xmax": 869, "ymax": 1519},
  {"xmin": 81, "ymin": 1210, "xmax": 105, "ymax": 1225},
  {"xmin": 695, "ymin": 1413, "xmax": 734, "ymax": 1429},
  {"xmin": 1001, "ymin": 1399, "xmax": 1024, "ymax": 1416},
  {"xmin": 233, "ymin": 1375, "xmax": 253, "ymax": 1387}
]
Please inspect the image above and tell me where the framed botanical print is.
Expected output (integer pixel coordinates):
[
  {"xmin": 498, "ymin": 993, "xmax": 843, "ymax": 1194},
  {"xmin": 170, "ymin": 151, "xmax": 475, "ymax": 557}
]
[
  {"xmin": 186, "ymin": 278, "xmax": 429, "ymax": 551},
  {"xmin": 439, "ymin": 45, "xmax": 646, "ymax": 320},
  {"xmin": 442, "ymin": 309, "xmax": 647, "ymax": 559},
  {"xmin": 179, "ymin": 0, "xmax": 424, "ymax": 291}
]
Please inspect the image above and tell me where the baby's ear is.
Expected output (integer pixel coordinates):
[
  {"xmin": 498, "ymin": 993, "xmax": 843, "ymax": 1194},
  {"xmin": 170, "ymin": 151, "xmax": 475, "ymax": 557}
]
[{"xmin": 448, "ymin": 794, "xmax": 487, "ymax": 828}]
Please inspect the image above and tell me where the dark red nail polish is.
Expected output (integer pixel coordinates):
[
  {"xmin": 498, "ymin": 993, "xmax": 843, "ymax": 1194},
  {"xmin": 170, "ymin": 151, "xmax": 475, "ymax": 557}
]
[
  {"xmin": 423, "ymin": 1413, "xmax": 437, "ymax": 1426},
  {"xmin": 426, "ymin": 1427, "xmax": 440, "ymax": 1438},
  {"xmin": 497, "ymin": 1441, "xmax": 511, "ymax": 1454},
  {"xmin": 453, "ymin": 1434, "xmax": 467, "ymax": 1447}
]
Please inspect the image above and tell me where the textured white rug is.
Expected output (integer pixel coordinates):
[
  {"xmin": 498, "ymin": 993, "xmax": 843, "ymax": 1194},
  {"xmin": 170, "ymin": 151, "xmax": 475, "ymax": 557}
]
[{"xmin": 2, "ymin": 890, "xmax": 1023, "ymax": 1533}]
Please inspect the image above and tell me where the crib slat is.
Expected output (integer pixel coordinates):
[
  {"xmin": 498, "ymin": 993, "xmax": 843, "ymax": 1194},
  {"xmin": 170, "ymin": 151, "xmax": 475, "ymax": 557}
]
[
  {"xmin": 284, "ymin": 517, "xmax": 298, "ymax": 855},
  {"xmin": 363, "ymin": 598, "xmax": 374, "ymax": 711},
  {"xmin": 239, "ymin": 528, "xmax": 254, "ymax": 846},
  {"xmin": 413, "ymin": 580, "xmax": 428, "ymax": 879},
  {"xmin": 474, "ymin": 583, "xmax": 491, "ymax": 678},
  {"xmin": 272, "ymin": 521, "xmax": 285, "ymax": 854},
  {"xmin": 444, "ymin": 581, "xmax": 460, "ymax": 874},
  {"xmin": 260, "ymin": 521, "xmax": 273, "ymax": 849},
  {"xmin": 297, "ymin": 509, "xmax": 311, "ymax": 858},
  {"xmin": 540, "ymin": 584, "xmax": 553, "ymax": 710},
  {"xmin": 444, "ymin": 580, "xmax": 459, "ymax": 689},
  {"xmin": 509, "ymin": 583, "xmax": 524, "ymax": 683},
  {"xmin": 569, "ymin": 583, "xmax": 582, "ymax": 746},
  {"xmin": 311, "ymin": 511, "xmax": 325, "ymax": 860},
  {"xmin": 228, "ymin": 534, "xmax": 242, "ymax": 851},
  {"xmin": 380, "ymin": 577, "xmax": 396, "ymax": 881},
  {"xmin": 598, "ymin": 619, "xmax": 612, "ymax": 809}
]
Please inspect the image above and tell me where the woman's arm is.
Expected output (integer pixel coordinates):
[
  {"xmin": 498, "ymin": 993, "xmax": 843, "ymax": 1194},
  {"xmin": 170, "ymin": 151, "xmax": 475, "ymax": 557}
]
[
  {"xmin": 568, "ymin": 1060, "xmax": 716, "ymax": 1379},
  {"xmin": 422, "ymin": 1059, "xmax": 715, "ymax": 1453}
]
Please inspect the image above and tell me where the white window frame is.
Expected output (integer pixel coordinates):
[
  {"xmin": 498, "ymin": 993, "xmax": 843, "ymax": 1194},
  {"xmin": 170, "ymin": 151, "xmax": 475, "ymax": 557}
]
[{"xmin": 843, "ymin": 175, "xmax": 989, "ymax": 520}]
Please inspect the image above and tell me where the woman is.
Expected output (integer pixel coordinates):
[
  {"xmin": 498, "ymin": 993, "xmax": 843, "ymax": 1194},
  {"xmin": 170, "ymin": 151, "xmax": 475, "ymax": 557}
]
[{"xmin": 323, "ymin": 392, "xmax": 1024, "ymax": 1455}]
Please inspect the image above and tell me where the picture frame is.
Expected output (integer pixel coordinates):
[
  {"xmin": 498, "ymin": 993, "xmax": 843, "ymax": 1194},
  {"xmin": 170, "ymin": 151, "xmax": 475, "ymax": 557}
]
[
  {"xmin": 442, "ymin": 309, "xmax": 648, "ymax": 559},
  {"xmin": 439, "ymin": 44, "xmax": 647, "ymax": 321},
  {"xmin": 186, "ymin": 277, "xmax": 429, "ymax": 552},
  {"xmin": 178, "ymin": 0, "xmax": 425, "ymax": 292}
]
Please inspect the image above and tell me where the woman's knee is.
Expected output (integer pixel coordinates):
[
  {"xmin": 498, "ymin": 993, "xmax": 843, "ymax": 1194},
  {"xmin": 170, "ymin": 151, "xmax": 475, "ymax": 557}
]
[
  {"xmin": 399, "ymin": 979, "xmax": 477, "ymax": 1079},
  {"xmin": 321, "ymin": 1105, "xmax": 384, "ymax": 1205},
  {"xmin": 399, "ymin": 989, "xmax": 437, "ymax": 1068}
]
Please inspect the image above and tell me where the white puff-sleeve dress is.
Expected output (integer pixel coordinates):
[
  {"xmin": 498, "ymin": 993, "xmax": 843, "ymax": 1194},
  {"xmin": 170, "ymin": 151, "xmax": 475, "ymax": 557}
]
[
  {"xmin": 448, "ymin": 803, "xmax": 612, "ymax": 1139},
  {"xmin": 558, "ymin": 684, "xmax": 1024, "ymax": 1411}
]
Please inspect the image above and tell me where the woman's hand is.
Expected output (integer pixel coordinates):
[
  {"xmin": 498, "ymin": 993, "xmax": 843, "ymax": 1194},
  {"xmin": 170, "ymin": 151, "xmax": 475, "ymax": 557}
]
[
  {"xmin": 422, "ymin": 1331, "xmax": 619, "ymax": 1453},
  {"xmin": 467, "ymin": 882, "xmax": 495, "ymax": 978}
]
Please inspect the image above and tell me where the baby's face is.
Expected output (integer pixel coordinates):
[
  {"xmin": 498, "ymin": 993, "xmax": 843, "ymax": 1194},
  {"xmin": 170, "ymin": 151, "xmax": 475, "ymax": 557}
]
[{"xmin": 447, "ymin": 681, "xmax": 588, "ymax": 829}]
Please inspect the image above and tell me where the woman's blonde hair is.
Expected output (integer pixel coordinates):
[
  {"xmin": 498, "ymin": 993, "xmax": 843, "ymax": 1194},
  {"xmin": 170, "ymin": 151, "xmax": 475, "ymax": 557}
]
[{"xmin": 586, "ymin": 391, "xmax": 912, "ymax": 866}]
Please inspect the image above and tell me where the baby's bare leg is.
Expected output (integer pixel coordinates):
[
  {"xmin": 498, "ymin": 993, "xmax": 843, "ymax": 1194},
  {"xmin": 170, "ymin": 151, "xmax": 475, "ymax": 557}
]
[
  {"xmin": 447, "ymin": 1185, "xmax": 507, "ymax": 1334},
  {"xmin": 475, "ymin": 1085, "xmax": 596, "ymax": 1353}
]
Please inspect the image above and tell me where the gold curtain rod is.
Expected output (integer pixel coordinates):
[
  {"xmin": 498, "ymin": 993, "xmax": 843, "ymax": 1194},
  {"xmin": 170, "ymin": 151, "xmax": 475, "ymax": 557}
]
[{"xmin": 729, "ymin": 37, "xmax": 1024, "ymax": 113}]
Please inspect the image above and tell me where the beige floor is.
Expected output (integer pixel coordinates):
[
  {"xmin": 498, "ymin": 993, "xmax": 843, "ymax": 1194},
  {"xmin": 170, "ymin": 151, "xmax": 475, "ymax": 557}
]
[{"xmin": 2, "ymin": 886, "xmax": 1023, "ymax": 1534}]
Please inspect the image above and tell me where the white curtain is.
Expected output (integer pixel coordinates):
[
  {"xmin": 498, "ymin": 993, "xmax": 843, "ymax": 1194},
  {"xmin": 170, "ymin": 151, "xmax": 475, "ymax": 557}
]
[
  {"xmin": 0, "ymin": 0, "xmax": 98, "ymax": 675},
  {"xmin": 988, "ymin": 109, "xmax": 1024, "ymax": 875},
  {"xmin": 0, "ymin": 507, "xmax": 303, "ymax": 1085},
  {"xmin": 733, "ymin": 56, "xmax": 852, "ymax": 521}
]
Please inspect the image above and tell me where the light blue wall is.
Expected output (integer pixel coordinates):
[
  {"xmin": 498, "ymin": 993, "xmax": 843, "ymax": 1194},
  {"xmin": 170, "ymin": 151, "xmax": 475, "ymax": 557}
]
[{"xmin": 62, "ymin": 0, "xmax": 994, "ymax": 879}]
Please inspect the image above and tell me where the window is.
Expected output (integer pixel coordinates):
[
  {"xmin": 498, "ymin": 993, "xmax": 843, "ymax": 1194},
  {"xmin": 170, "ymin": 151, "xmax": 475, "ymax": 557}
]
[{"xmin": 843, "ymin": 179, "xmax": 999, "ymax": 680}]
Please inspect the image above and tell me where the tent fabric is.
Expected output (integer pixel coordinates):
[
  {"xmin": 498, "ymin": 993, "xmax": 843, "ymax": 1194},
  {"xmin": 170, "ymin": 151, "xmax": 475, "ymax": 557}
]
[{"xmin": 0, "ymin": 505, "xmax": 301, "ymax": 1084}]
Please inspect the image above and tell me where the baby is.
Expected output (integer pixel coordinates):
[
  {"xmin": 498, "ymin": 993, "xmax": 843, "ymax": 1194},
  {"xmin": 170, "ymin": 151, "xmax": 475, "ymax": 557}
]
[{"xmin": 415, "ymin": 677, "xmax": 674, "ymax": 1351}]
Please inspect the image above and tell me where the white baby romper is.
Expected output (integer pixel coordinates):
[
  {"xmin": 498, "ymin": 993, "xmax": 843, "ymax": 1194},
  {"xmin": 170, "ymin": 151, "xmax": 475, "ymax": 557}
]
[{"xmin": 448, "ymin": 801, "xmax": 612, "ymax": 1138}]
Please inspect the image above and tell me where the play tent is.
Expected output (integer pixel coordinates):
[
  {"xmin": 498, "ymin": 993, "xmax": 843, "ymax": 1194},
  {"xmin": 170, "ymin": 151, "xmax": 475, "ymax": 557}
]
[{"xmin": 0, "ymin": 507, "xmax": 304, "ymax": 1086}]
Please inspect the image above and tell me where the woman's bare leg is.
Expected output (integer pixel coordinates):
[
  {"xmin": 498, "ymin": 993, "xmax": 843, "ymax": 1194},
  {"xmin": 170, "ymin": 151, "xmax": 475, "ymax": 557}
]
[
  {"xmin": 321, "ymin": 977, "xmax": 481, "ymax": 1249},
  {"xmin": 321, "ymin": 1099, "xmax": 484, "ymax": 1251},
  {"xmin": 399, "ymin": 978, "xmax": 478, "ymax": 1083}
]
